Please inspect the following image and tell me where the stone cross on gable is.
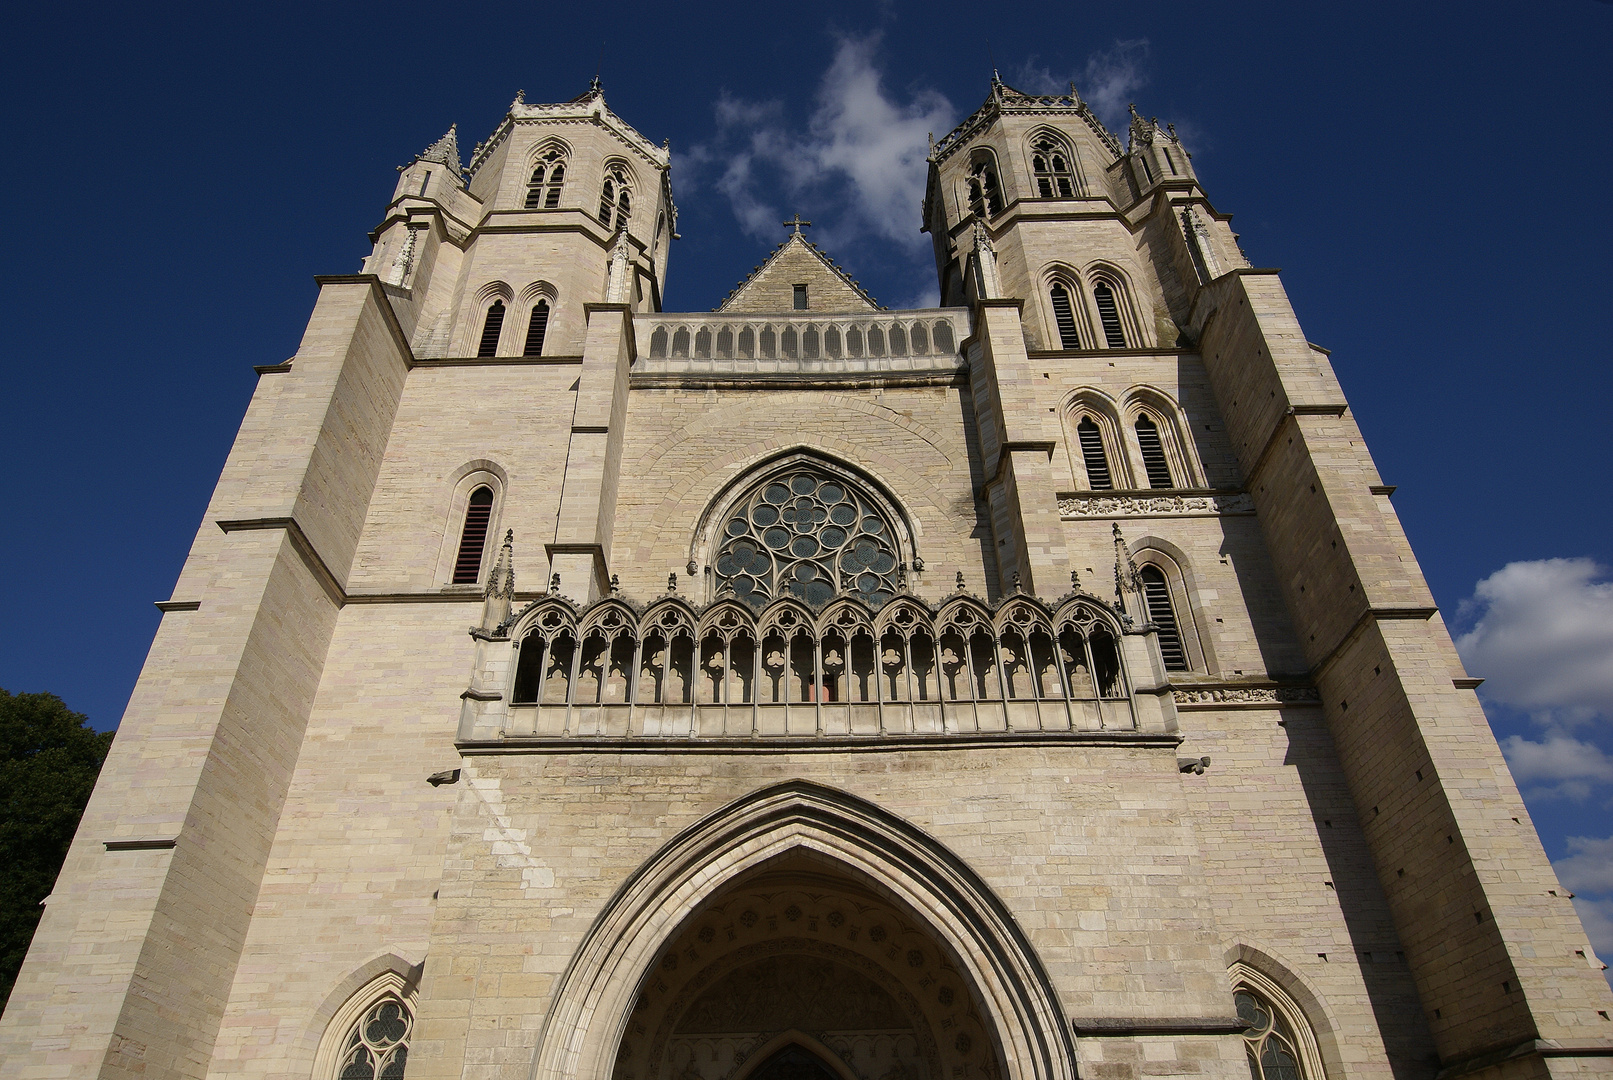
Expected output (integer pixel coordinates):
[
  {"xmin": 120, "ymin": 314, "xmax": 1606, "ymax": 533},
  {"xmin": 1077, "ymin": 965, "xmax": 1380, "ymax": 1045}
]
[{"xmin": 783, "ymin": 214, "xmax": 812, "ymax": 235}]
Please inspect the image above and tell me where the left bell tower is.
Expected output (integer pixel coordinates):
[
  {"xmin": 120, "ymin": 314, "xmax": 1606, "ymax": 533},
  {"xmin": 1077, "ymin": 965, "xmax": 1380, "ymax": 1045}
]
[{"xmin": 362, "ymin": 81, "xmax": 676, "ymax": 362}]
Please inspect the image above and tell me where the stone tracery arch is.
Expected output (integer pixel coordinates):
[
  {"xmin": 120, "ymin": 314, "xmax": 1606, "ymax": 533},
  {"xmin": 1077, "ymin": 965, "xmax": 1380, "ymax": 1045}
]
[{"xmin": 525, "ymin": 781, "xmax": 1078, "ymax": 1080}]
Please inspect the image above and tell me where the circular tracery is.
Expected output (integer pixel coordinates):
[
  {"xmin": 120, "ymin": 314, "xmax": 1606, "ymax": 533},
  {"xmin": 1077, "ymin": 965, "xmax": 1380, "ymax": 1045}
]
[{"xmin": 715, "ymin": 468, "xmax": 900, "ymax": 609}]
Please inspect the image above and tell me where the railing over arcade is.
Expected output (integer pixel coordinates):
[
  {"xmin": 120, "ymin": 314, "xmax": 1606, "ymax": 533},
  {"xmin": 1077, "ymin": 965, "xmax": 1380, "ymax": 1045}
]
[
  {"xmin": 462, "ymin": 591, "xmax": 1142, "ymax": 741},
  {"xmin": 631, "ymin": 309, "xmax": 971, "ymax": 377}
]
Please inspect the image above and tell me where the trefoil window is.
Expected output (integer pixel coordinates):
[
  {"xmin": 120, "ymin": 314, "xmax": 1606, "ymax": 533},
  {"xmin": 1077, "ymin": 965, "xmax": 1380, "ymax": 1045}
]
[
  {"xmin": 1236, "ymin": 987, "xmax": 1306, "ymax": 1080},
  {"xmin": 714, "ymin": 466, "xmax": 900, "ymax": 609},
  {"xmin": 525, "ymin": 151, "xmax": 566, "ymax": 208},
  {"xmin": 335, "ymin": 996, "xmax": 412, "ymax": 1080},
  {"xmin": 452, "ymin": 487, "xmax": 494, "ymax": 584},
  {"xmin": 1031, "ymin": 136, "xmax": 1076, "ymax": 197}
]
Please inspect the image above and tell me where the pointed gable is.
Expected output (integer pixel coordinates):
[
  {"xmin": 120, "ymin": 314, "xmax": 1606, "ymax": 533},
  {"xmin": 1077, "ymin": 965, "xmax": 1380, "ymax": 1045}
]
[{"xmin": 717, "ymin": 233, "xmax": 881, "ymax": 313}]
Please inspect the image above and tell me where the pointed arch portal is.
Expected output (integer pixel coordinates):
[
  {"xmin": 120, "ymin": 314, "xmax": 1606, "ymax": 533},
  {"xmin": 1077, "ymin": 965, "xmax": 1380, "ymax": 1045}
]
[{"xmin": 527, "ymin": 782, "xmax": 1077, "ymax": 1080}]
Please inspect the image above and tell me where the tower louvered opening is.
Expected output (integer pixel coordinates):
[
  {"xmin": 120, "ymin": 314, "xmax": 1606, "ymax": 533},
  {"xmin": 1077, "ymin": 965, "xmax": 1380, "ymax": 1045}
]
[
  {"xmin": 1139, "ymin": 565, "xmax": 1188, "ymax": 670},
  {"xmin": 452, "ymin": 487, "xmax": 495, "ymax": 584},
  {"xmin": 524, "ymin": 300, "xmax": 550, "ymax": 357},
  {"xmin": 1135, "ymin": 415, "xmax": 1174, "ymax": 489},
  {"xmin": 477, "ymin": 301, "xmax": 506, "ymax": 357},
  {"xmin": 1093, "ymin": 282, "xmax": 1127, "ymax": 348},
  {"xmin": 1050, "ymin": 285, "xmax": 1081, "ymax": 349},
  {"xmin": 1076, "ymin": 417, "xmax": 1113, "ymax": 490}
]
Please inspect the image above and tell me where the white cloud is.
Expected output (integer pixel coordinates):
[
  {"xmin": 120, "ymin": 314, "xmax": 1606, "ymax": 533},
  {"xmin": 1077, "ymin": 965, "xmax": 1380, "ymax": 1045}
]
[
  {"xmin": 1558, "ymin": 835, "xmax": 1613, "ymax": 895},
  {"xmin": 1455, "ymin": 558, "xmax": 1613, "ymax": 725},
  {"xmin": 1500, "ymin": 734, "xmax": 1613, "ymax": 801},
  {"xmin": 1570, "ymin": 896, "xmax": 1613, "ymax": 987},
  {"xmin": 691, "ymin": 35, "xmax": 953, "ymax": 253}
]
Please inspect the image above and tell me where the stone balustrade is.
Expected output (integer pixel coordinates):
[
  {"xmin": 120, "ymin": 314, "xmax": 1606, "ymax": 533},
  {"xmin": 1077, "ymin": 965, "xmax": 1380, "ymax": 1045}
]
[{"xmin": 632, "ymin": 309, "xmax": 971, "ymax": 377}]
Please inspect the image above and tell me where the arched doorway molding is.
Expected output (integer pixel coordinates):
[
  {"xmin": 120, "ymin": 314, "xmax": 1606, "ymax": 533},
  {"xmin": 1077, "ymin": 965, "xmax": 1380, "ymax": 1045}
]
[
  {"xmin": 733, "ymin": 1031, "xmax": 868, "ymax": 1080},
  {"xmin": 526, "ymin": 780, "xmax": 1078, "ymax": 1080}
]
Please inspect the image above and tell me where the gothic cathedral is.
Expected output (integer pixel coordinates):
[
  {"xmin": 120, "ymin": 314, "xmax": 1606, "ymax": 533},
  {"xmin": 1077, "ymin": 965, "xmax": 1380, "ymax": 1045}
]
[{"xmin": 3, "ymin": 80, "xmax": 1609, "ymax": 1080}]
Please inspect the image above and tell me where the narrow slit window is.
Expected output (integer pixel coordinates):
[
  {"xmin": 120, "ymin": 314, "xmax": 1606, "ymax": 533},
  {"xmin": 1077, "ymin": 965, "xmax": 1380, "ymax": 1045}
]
[
  {"xmin": 1138, "ymin": 153, "xmax": 1154, "ymax": 183},
  {"xmin": 1077, "ymin": 417, "xmax": 1113, "ymax": 490},
  {"xmin": 452, "ymin": 487, "xmax": 494, "ymax": 584},
  {"xmin": 525, "ymin": 166, "xmax": 546, "ymax": 208},
  {"xmin": 598, "ymin": 178, "xmax": 615, "ymax": 225},
  {"xmin": 1093, "ymin": 282, "xmax": 1127, "ymax": 348},
  {"xmin": 1050, "ymin": 285, "xmax": 1080, "ymax": 349},
  {"xmin": 1139, "ymin": 566, "xmax": 1188, "ymax": 671},
  {"xmin": 523, "ymin": 300, "xmax": 550, "ymax": 357},
  {"xmin": 1135, "ymin": 415, "xmax": 1174, "ymax": 488},
  {"xmin": 477, "ymin": 300, "xmax": 505, "ymax": 357},
  {"xmin": 793, "ymin": 284, "xmax": 808, "ymax": 310},
  {"xmin": 418, "ymin": 171, "xmax": 430, "ymax": 196},
  {"xmin": 544, "ymin": 163, "xmax": 564, "ymax": 207}
]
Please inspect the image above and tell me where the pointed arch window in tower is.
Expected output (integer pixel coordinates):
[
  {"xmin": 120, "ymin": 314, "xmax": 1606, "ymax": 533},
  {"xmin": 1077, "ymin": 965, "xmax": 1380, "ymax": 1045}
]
[
  {"xmin": 334, "ymin": 995, "xmax": 412, "ymax": 1080},
  {"xmin": 452, "ymin": 487, "xmax": 494, "ymax": 584},
  {"xmin": 599, "ymin": 166, "xmax": 631, "ymax": 230},
  {"xmin": 1076, "ymin": 417, "xmax": 1113, "ymax": 490},
  {"xmin": 713, "ymin": 465, "xmax": 900, "ymax": 609},
  {"xmin": 967, "ymin": 155, "xmax": 1002, "ymax": 218},
  {"xmin": 477, "ymin": 300, "xmax": 506, "ymax": 357},
  {"xmin": 1139, "ymin": 566, "xmax": 1188, "ymax": 671},
  {"xmin": 1050, "ymin": 284, "xmax": 1081, "ymax": 349},
  {"xmin": 523, "ymin": 300, "xmax": 550, "ymax": 356},
  {"xmin": 1093, "ymin": 282, "xmax": 1127, "ymax": 348},
  {"xmin": 1236, "ymin": 987, "xmax": 1307, "ymax": 1080},
  {"xmin": 526, "ymin": 152, "xmax": 567, "ymax": 208},
  {"xmin": 1134, "ymin": 415, "xmax": 1174, "ymax": 488},
  {"xmin": 1031, "ymin": 136, "xmax": 1075, "ymax": 197}
]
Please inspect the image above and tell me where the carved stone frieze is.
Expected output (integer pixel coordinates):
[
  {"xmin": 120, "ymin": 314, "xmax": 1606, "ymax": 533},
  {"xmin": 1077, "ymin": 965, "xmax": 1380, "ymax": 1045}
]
[
  {"xmin": 1172, "ymin": 686, "xmax": 1320, "ymax": 706},
  {"xmin": 1059, "ymin": 493, "xmax": 1254, "ymax": 519}
]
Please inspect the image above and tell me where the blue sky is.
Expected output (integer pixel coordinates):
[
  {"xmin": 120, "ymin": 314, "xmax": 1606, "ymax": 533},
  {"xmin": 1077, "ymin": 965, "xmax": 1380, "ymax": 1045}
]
[{"xmin": 2, "ymin": 2, "xmax": 1611, "ymax": 968}]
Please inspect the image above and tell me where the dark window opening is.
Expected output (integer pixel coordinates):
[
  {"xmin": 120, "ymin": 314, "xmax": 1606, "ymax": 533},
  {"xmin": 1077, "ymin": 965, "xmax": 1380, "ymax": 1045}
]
[
  {"xmin": 524, "ymin": 300, "xmax": 550, "ymax": 357},
  {"xmin": 477, "ymin": 301, "xmax": 506, "ymax": 357},
  {"xmin": 792, "ymin": 284, "xmax": 808, "ymax": 310},
  {"xmin": 1050, "ymin": 285, "xmax": 1080, "ymax": 349},
  {"xmin": 1093, "ymin": 282, "xmax": 1127, "ymax": 348},
  {"xmin": 1140, "ymin": 565, "xmax": 1188, "ymax": 670},
  {"xmin": 1135, "ymin": 415, "xmax": 1174, "ymax": 488},
  {"xmin": 1138, "ymin": 153, "xmax": 1154, "ymax": 183},
  {"xmin": 452, "ymin": 487, "xmax": 494, "ymax": 584},
  {"xmin": 1077, "ymin": 417, "xmax": 1113, "ymax": 490}
]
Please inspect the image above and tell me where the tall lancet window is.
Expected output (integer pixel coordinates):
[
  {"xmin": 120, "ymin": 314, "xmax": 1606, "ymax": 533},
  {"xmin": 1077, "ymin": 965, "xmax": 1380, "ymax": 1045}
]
[
  {"xmin": 598, "ymin": 165, "xmax": 631, "ymax": 230},
  {"xmin": 525, "ymin": 151, "xmax": 566, "ymax": 208},
  {"xmin": 334, "ymin": 996, "xmax": 412, "ymax": 1079},
  {"xmin": 1050, "ymin": 284, "xmax": 1081, "ymax": 349},
  {"xmin": 1134, "ymin": 415, "xmax": 1174, "ymax": 488},
  {"xmin": 477, "ymin": 300, "xmax": 506, "ymax": 357},
  {"xmin": 1031, "ymin": 136, "xmax": 1076, "ymax": 197},
  {"xmin": 1139, "ymin": 565, "xmax": 1188, "ymax": 671},
  {"xmin": 524, "ymin": 299, "xmax": 550, "ymax": 356},
  {"xmin": 966, "ymin": 153, "xmax": 1002, "ymax": 218},
  {"xmin": 452, "ymin": 487, "xmax": 494, "ymax": 584},
  {"xmin": 713, "ymin": 464, "xmax": 900, "ymax": 609},
  {"xmin": 1076, "ymin": 417, "xmax": 1113, "ymax": 490},
  {"xmin": 1093, "ymin": 282, "xmax": 1127, "ymax": 348}
]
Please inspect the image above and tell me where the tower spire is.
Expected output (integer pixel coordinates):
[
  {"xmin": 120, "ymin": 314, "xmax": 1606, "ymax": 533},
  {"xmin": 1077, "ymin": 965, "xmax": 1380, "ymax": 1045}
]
[{"xmin": 416, "ymin": 123, "xmax": 463, "ymax": 177}]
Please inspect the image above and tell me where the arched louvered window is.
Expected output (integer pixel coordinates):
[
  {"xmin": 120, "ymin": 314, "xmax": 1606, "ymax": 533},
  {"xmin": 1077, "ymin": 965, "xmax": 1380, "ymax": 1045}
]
[
  {"xmin": 452, "ymin": 487, "xmax": 494, "ymax": 584},
  {"xmin": 525, "ymin": 151, "xmax": 566, "ymax": 209},
  {"xmin": 1076, "ymin": 417, "xmax": 1113, "ymax": 490},
  {"xmin": 967, "ymin": 154, "xmax": 1002, "ymax": 218},
  {"xmin": 598, "ymin": 166, "xmax": 631, "ymax": 230},
  {"xmin": 1135, "ymin": 415, "xmax": 1174, "ymax": 488},
  {"xmin": 477, "ymin": 301, "xmax": 505, "ymax": 357},
  {"xmin": 334, "ymin": 995, "xmax": 412, "ymax": 1079},
  {"xmin": 1139, "ymin": 565, "xmax": 1188, "ymax": 671},
  {"xmin": 524, "ymin": 300, "xmax": 550, "ymax": 357},
  {"xmin": 1031, "ymin": 136, "xmax": 1075, "ymax": 198},
  {"xmin": 1093, "ymin": 282, "xmax": 1127, "ymax": 348},
  {"xmin": 1050, "ymin": 284, "xmax": 1081, "ymax": 349}
]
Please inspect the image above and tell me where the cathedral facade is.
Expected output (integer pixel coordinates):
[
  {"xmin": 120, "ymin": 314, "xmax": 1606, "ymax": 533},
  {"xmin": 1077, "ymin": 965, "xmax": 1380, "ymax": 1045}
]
[{"xmin": 3, "ymin": 80, "xmax": 1609, "ymax": 1080}]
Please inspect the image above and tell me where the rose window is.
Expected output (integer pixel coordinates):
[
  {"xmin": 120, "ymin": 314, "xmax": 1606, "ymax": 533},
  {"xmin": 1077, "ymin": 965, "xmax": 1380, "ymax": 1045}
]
[{"xmin": 714, "ymin": 468, "xmax": 900, "ymax": 609}]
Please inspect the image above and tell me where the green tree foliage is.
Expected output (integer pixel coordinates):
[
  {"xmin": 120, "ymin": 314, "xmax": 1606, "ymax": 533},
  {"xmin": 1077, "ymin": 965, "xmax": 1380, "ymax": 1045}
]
[{"xmin": 0, "ymin": 689, "xmax": 113, "ymax": 1014}]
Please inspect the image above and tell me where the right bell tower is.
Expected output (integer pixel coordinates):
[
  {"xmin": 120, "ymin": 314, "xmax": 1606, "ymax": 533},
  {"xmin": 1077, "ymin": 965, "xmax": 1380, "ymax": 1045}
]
[{"xmin": 925, "ymin": 74, "xmax": 1613, "ymax": 1079}]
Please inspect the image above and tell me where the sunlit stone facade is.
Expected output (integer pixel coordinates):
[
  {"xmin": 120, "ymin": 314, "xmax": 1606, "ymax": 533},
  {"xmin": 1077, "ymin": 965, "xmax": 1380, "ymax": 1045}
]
[{"xmin": 3, "ymin": 80, "xmax": 1610, "ymax": 1080}]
